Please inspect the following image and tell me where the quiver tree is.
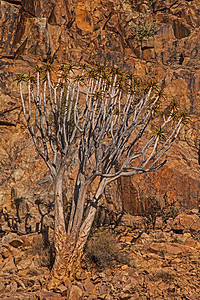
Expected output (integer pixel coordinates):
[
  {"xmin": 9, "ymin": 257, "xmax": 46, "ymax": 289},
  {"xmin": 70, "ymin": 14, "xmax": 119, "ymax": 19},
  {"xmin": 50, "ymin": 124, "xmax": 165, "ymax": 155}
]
[{"xmin": 18, "ymin": 64, "xmax": 186, "ymax": 288}]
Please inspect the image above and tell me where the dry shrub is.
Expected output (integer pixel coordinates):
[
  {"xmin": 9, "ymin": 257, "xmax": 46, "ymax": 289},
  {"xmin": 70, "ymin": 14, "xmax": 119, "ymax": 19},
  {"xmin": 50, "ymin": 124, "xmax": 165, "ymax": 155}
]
[{"xmin": 85, "ymin": 228, "xmax": 129, "ymax": 270}]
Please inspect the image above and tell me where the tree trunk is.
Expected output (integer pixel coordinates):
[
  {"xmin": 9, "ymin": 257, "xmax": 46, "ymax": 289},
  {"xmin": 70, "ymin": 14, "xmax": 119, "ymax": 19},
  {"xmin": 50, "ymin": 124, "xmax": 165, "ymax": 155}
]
[
  {"xmin": 67, "ymin": 179, "xmax": 106, "ymax": 275},
  {"xmin": 47, "ymin": 169, "xmax": 91, "ymax": 289},
  {"xmin": 48, "ymin": 174, "xmax": 106, "ymax": 287},
  {"xmin": 47, "ymin": 164, "xmax": 70, "ymax": 289},
  {"xmin": 67, "ymin": 205, "xmax": 97, "ymax": 275},
  {"xmin": 67, "ymin": 171, "xmax": 94, "ymax": 244},
  {"xmin": 67, "ymin": 171, "xmax": 87, "ymax": 236}
]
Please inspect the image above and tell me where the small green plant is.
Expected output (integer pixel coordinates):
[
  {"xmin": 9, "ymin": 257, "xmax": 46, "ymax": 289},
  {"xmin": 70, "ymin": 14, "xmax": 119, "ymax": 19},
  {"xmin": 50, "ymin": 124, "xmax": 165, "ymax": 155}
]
[
  {"xmin": 85, "ymin": 228, "xmax": 130, "ymax": 270},
  {"xmin": 158, "ymin": 249, "xmax": 167, "ymax": 258},
  {"xmin": 130, "ymin": 14, "xmax": 158, "ymax": 41}
]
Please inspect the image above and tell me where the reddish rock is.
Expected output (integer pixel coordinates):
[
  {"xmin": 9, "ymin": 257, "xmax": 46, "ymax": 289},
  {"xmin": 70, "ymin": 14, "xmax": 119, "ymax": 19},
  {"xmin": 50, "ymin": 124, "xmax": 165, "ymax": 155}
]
[
  {"xmin": 40, "ymin": 291, "xmax": 64, "ymax": 299},
  {"xmin": 55, "ymin": 284, "xmax": 68, "ymax": 296},
  {"xmin": 68, "ymin": 285, "xmax": 82, "ymax": 300},
  {"xmin": 149, "ymin": 242, "xmax": 194, "ymax": 256},
  {"xmin": 179, "ymin": 214, "xmax": 197, "ymax": 231},
  {"xmin": 0, "ymin": 281, "xmax": 5, "ymax": 292},
  {"xmin": 62, "ymin": 277, "xmax": 72, "ymax": 291},
  {"xmin": 172, "ymin": 213, "xmax": 200, "ymax": 232},
  {"xmin": 0, "ymin": 257, "xmax": 16, "ymax": 274},
  {"xmin": 97, "ymin": 283, "xmax": 110, "ymax": 296},
  {"xmin": 83, "ymin": 278, "xmax": 96, "ymax": 294},
  {"xmin": 184, "ymin": 238, "xmax": 200, "ymax": 250},
  {"xmin": 120, "ymin": 235, "xmax": 134, "ymax": 244},
  {"xmin": 9, "ymin": 238, "xmax": 23, "ymax": 248},
  {"xmin": 0, "ymin": 1, "xmax": 20, "ymax": 56},
  {"xmin": 154, "ymin": 217, "xmax": 163, "ymax": 230},
  {"xmin": 1, "ymin": 246, "xmax": 11, "ymax": 259}
]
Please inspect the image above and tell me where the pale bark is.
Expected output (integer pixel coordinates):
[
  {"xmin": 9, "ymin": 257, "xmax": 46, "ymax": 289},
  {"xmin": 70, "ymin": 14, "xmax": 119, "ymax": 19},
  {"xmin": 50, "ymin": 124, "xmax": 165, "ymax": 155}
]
[
  {"xmin": 47, "ymin": 163, "xmax": 69, "ymax": 289},
  {"xmin": 67, "ymin": 179, "xmax": 106, "ymax": 274}
]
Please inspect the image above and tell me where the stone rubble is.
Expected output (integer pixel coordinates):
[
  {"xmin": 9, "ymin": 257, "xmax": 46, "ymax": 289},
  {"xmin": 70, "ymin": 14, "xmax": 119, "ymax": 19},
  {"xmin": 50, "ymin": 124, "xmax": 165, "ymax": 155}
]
[{"xmin": 0, "ymin": 211, "xmax": 200, "ymax": 299}]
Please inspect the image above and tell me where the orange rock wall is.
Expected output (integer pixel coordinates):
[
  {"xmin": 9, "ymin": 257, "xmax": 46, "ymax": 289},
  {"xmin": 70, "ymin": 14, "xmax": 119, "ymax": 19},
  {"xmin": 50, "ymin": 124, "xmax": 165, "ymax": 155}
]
[{"xmin": 0, "ymin": 0, "xmax": 200, "ymax": 214}]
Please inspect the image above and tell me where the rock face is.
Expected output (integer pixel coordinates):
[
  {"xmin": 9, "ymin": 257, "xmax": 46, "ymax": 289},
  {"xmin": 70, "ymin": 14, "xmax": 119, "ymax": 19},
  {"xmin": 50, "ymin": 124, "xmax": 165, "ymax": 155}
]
[{"xmin": 0, "ymin": 0, "xmax": 200, "ymax": 214}]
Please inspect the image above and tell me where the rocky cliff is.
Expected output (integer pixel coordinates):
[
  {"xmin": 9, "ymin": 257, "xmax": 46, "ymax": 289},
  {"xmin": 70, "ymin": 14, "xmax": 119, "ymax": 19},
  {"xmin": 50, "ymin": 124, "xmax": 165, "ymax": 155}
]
[{"xmin": 0, "ymin": 0, "xmax": 200, "ymax": 216}]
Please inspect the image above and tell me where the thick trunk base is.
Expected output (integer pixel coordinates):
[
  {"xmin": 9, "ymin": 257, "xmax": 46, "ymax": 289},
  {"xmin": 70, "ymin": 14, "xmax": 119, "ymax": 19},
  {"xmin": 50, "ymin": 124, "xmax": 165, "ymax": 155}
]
[
  {"xmin": 47, "ymin": 256, "xmax": 67, "ymax": 289},
  {"xmin": 47, "ymin": 238, "xmax": 82, "ymax": 290}
]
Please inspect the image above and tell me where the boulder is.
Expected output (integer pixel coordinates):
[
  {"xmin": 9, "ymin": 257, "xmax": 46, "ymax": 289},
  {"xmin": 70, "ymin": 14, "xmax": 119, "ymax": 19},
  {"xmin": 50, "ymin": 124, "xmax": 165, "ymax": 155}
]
[
  {"xmin": 154, "ymin": 217, "xmax": 163, "ymax": 230},
  {"xmin": 0, "ymin": 257, "xmax": 17, "ymax": 275},
  {"xmin": 172, "ymin": 213, "xmax": 200, "ymax": 233},
  {"xmin": 83, "ymin": 278, "xmax": 96, "ymax": 294},
  {"xmin": 1, "ymin": 233, "xmax": 23, "ymax": 248},
  {"xmin": 39, "ymin": 291, "xmax": 64, "ymax": 299},
  {"xmin": 120, "ymin": 214, "xmax": 146, "ymax": 229},
  {"xmin": 149, "ymin": 242, "xmax": 195, "ymax": 256},
  {"xmin": 68, "ymin": 285, "xmax": 83, "ymax": 300}
]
